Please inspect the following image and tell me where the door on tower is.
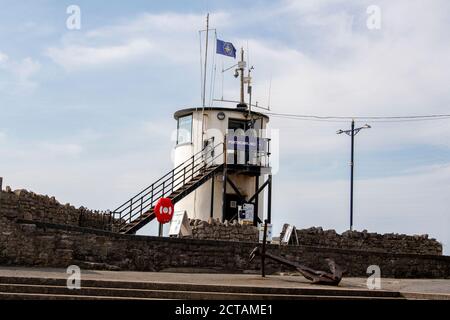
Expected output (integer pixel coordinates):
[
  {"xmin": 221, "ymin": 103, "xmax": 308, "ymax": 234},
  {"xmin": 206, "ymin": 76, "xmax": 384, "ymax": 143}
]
[{"xmin": 223, "ymin": 193, "xmax": 241, "ymax": 222}]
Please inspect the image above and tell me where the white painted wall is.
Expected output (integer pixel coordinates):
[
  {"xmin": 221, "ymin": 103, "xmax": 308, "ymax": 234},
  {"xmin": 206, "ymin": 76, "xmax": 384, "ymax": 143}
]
[{"xmin": 173, "ymin": 108, "xmax": 269, "ymax": 222}]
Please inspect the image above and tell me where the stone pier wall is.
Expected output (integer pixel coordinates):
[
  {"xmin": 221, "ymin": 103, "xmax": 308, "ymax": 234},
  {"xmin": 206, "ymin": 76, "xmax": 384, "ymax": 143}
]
[
  {"xmin": 280, "ymin": 225, "xmax": 443, "ymax": 256},
  {"xmin": 1, "ymin": 214, "xmax": 449, "ymax": 278},
  {"xmin": 0, "ymin": 188, "xmax": 113, "ymax": 231},
  {"xmin": 1, "ymin": 189, "xmax": 449, "ymax": 278},
  {"xmin": 189, "ymin": 219, "xmax": 258, "ymax": 242},
  {"xmin": 0, "ymin": 188, "xmax": 259, "ymax": 242}
]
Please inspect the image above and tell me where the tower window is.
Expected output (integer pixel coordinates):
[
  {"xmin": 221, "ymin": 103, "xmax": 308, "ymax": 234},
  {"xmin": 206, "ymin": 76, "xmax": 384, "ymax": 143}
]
[
  {"xmin": 177, "ymin": 114, "xmax": 193, "ymax": 144},
  {"xmin": 228, "ymin": 119, "xmax": 248, "ymax": 132}
]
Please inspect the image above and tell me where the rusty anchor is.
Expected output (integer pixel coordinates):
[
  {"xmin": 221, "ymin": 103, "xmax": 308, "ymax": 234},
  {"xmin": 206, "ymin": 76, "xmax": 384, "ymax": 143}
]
[{"xmin": 249, "ymin": 246, "xmax": 344, "ymax": 286}]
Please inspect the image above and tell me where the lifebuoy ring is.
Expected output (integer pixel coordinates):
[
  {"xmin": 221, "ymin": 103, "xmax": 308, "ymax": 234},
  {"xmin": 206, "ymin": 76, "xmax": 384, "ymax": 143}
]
[{"xmin": 154, "ymin": 197, "xmax": 174, "ymax": 224}]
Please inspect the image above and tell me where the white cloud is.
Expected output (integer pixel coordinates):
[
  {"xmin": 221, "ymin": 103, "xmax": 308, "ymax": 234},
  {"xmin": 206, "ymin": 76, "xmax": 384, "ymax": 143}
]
[
  {"xmin": 47, "ymin": 38, "xmax": 154, "ymax": 71},
  {"xmin": 3, "ymin": 2, "xmax": 448, "ymax": 247},
  {"xmin": 0, "ymin": 130, "xmax": 6, "ymax": 143},
  {"xmin": 46, "ymin": 12, "xmax": 230, "ymax": 71},
  {"xmin": 142, "ymin": 119, "xmax": 174, "ymax": 137},
  {"xmin": 39, "ymin": 142, "xmax": 83, "ymax": 157},
  {"xmin": 13, "ymin": 57, "xmax": 42, "ymax": 81},
  {"xmin": 275, "ymin": 163, "xmax": 450, "ymax": 253},
  {"xmin": 0, "ymin": 52, "xmax": 8, "ymax": 64},
  {"xmin": 234, "ymin": 0, "xmax": 450, "ymax": 156},
  {"xmin": 0, "ymin": 51, "xmax": 41, "ymax": 92},
  {"xmin": 0, "ymin": 124, "xmax": 173, "ymax": 211},
  {"xmin": 224, "ymin": 0, "xmax": 450, "ymax": 252}
]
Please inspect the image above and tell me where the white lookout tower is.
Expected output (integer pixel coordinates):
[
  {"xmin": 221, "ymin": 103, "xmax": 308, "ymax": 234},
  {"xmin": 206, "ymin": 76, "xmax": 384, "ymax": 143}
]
[
  {"xmin": 111, "ymin": 41, "xmax": 272, "ymax": 234},
  {"xmin": 172, "ymin": 47, "xmax": 272, "ymax": 226}
]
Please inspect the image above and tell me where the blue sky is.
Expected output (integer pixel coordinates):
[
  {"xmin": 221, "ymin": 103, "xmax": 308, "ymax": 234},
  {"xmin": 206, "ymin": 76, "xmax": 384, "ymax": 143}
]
[{"xmin": 1, "ymin": 0, "xmax": 449, "ymax": 253}]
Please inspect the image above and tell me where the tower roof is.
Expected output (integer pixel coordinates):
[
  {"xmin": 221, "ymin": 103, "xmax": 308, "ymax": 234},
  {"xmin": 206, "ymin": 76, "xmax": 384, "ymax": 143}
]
[{"xmin": 174, "ymin": 106, "xmax": 270, "ymax": 121}]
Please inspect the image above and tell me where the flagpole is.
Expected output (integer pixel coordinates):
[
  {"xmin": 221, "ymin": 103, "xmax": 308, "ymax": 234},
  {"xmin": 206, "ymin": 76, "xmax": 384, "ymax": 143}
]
[
  {"xmin": 202, "ymin": 13, "xmax": 209, "ymax": 108},
  {"xmin": 240, "ymin": 47, "xmax": 244, "ymax": 106},
  {"xmin": 200, "ymin": 13, "xmax": 209, "ymax": 147}
]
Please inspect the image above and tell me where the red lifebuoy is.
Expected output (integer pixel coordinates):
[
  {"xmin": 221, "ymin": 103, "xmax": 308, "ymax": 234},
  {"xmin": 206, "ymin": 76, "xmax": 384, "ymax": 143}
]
[{"xmin": 154, "ymin": 197, "xmax": 174, "ymax": 224}]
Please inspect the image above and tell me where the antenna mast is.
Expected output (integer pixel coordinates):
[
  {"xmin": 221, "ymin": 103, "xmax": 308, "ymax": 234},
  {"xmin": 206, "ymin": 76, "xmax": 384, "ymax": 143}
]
[
  {"xmin": 237, "ymin": 47, "xmax": 247, "ymax": 109},
  {"xmin": 247, "ymin": 65, "xmax": 254, "ymax": 122}
]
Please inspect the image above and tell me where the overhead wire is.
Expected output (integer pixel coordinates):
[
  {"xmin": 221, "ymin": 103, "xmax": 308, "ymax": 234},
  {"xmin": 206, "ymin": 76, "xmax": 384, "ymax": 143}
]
[{"xmin": 264, "ymin": 112, "xmax": 450, "ymax": 123}]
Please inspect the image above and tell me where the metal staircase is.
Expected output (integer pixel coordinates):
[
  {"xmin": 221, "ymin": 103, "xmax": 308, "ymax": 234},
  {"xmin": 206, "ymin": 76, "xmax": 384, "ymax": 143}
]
[{"xmin": 111, "ymin": 140, "xmax": 224, "ymax": 234}]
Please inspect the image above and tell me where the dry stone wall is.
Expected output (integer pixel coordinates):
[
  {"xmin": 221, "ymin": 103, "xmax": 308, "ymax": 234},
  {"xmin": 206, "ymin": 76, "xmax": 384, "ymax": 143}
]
[
  {"xmin": 1, "ymin": 188, "xmax": 449, "ymax": 278},
  {"xmin": 0, "ymin": 216, "xmax": 449, "ymax": 278},
  {"xmin": 0, "ymin": 188, "xmax": 113, "ymax": 231},
  {"xmin": 0, "ymin": 187, "xmax": 257, "ymax": 242},
  {"xmin": 189, "ymin": 219, "xmax": 258, "ymax": 242},
  {"xmin": 280, "ymin": 225, "xmax": 442, "ymax": 255}
]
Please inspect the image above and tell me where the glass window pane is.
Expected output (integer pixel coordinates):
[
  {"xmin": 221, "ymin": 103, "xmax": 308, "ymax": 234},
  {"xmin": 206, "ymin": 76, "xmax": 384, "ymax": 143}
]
[{"xmin": 177, "ymin": 115, "xmax": 192, "ymax": 144}]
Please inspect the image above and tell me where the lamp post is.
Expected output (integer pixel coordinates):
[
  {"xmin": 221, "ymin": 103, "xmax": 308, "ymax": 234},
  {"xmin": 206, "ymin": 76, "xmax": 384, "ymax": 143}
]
[{"xmin": 337, "ymin": 120, "xmax": 371, "ymax": 231}]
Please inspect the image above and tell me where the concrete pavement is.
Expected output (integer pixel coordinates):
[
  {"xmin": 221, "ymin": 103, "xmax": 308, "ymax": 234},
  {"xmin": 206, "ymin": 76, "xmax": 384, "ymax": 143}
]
[{"xmin": 0, "ymin": 266, "xmax": 448, "ymax": 299}]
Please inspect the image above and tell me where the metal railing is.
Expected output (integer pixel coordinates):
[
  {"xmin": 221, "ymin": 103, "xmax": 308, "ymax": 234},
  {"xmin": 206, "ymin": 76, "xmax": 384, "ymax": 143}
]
[
  {"xmin": 111, "ymin": 134, "xmax": 272, "ymax": 232},
  {"xmin": 225, "ymin": 134, "xmax": 271, "ymax": 167},
  {"xmin": 111, "ymin": 138, "xmax": 223, "ymax": 231}
]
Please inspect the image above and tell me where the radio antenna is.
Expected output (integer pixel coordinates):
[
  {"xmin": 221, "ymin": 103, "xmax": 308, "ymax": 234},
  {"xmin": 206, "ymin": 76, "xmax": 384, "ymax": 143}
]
[{"xmin": 267, "ymin": 74, "xmax": 272, "ymax": 111}]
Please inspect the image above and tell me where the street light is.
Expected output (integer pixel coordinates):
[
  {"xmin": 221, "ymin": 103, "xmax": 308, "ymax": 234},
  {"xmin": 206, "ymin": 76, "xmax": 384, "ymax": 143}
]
[{"xmin": 337, "ymin": 120, "xmax": 371, "ymax": 231}]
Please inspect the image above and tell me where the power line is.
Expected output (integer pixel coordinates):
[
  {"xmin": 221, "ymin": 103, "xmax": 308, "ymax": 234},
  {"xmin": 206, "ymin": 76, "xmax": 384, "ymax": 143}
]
[
  {"xmin": 264, "ymin": 112, "xmax": 450, "ymax": 123},
  {"xmin": 268, "ymin": 115, "xmax": 350, "ymax": 123},
  {"xmin": 213, "ymin": 93, "xmax": 450, "ymax": 122}
]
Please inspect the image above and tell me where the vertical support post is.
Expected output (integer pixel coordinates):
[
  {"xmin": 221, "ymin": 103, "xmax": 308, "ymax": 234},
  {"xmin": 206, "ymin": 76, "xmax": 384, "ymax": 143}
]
[
  {"xmin": 162, "ymin": 181, "xmax": 165, "ymax": 198},
  {"xmin": 261, "ymin": 219, "xmax": 268, "ymax": 278},
  {"xmin": 150, "ymin": 184, "xmax": 154, "ymax": 207},
  {"xmin": 337, "ymin": 120, "xmax": 370, "ymax": 232},
  {"xmin": 158, "ymin": 223, "xmax": 163, "ymax": 237},
  {"xmin": 210, "ymin": 175, "xmax": 215, "ymax": 218},
  {"xmin": 0, "ymin": 177, "xmax": 3, "ymax": 191},
  {"xmin": 245, "ymin": 135, "xmax": 249, "ymax": 165},
  {"xmin": 129, "ymin": 199, "xmax": 133, "ymax": 223},
  {"xmin": 222, "ymin": 167, "xmax": 227, "ymax": 222},
  {"xmin": 253, "ymin": 176, "xmax": 259, "ymax": 226},
  {"xmin": 267, "ymin": 175, "xmax": 272, "ymax": 224},
  {"xmin": 171, "ymin": 169, "xmax": 174, "ymax": 193},
  {"xmin": 350, "ymin": 119, "xmax": 355, "ymax": 231},
  {"xmin": 192, "ymin": 155, "xmax": 195, "ymax": 179},
  {"xmin": 233, "ymin": 134, "xmax": 238, "ymax": 165},
  {"xmin": 256, "ymin": 137, "xmax": 260, "ymax": 166},
  {"xmin": 224, "ymin": 134, "xmax": 227, "ymax": 165}
]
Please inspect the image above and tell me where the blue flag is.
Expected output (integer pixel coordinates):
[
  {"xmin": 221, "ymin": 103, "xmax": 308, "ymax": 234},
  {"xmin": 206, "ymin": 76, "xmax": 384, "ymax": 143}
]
[{"xmin": 216, "ymin": 39, "xmax": 236, "ymax": 58}]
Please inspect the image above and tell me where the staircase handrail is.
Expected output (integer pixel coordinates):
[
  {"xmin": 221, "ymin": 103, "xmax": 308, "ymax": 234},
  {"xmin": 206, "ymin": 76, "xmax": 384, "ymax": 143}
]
[{"xmin": 111, "ymin": 139, "xmax": 224, "ymax": 228}]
